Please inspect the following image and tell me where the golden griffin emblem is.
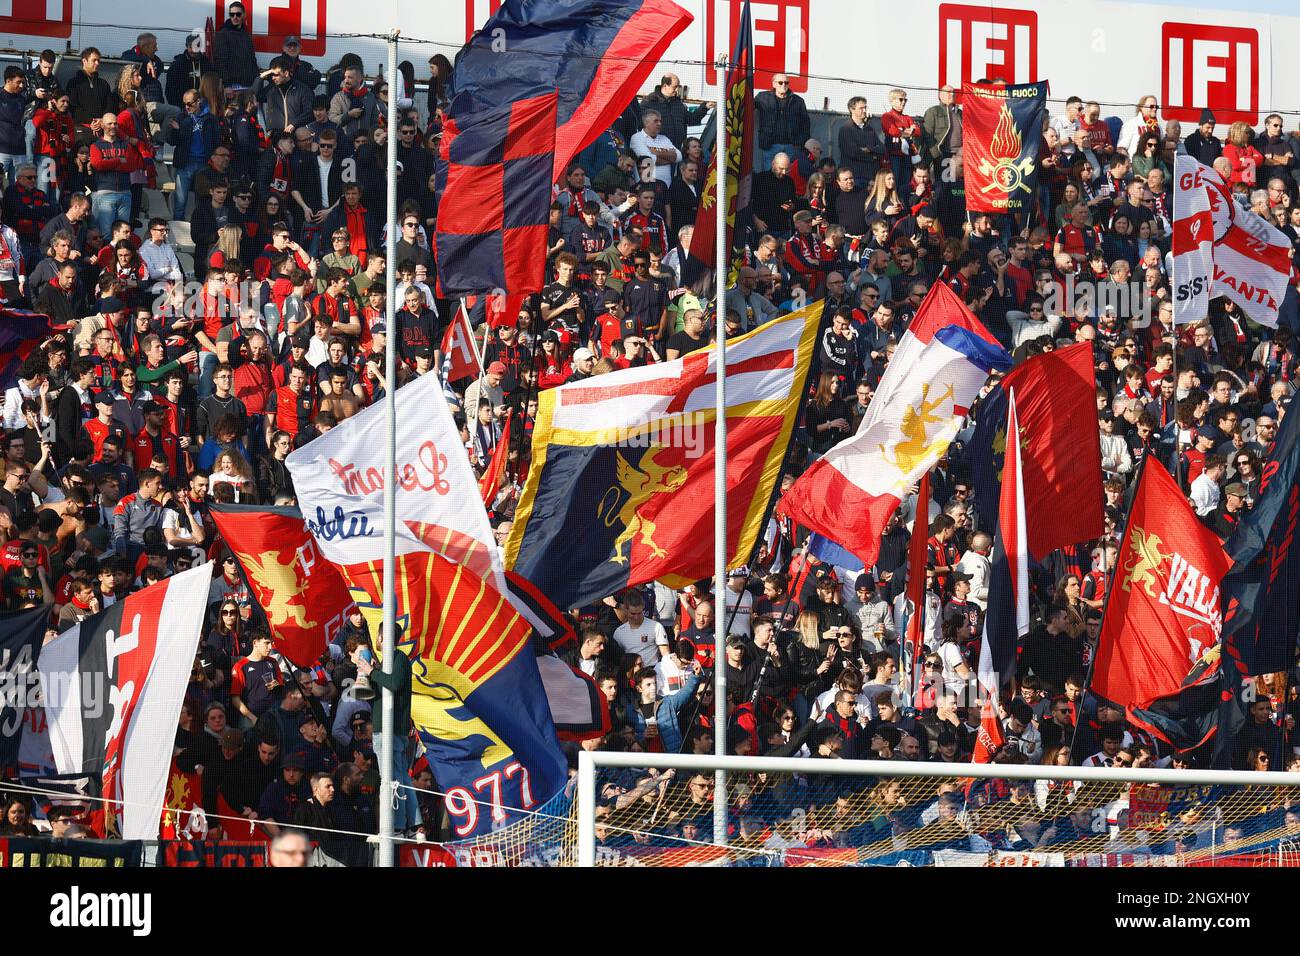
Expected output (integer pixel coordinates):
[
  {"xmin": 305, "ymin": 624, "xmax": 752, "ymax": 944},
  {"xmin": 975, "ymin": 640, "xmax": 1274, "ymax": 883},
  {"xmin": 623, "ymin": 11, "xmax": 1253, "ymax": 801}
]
[
  {"xmin": 879, "ymin": 382, "xmax": 956, "ymax": 474},
  {"xmin": 1121, "ymin": 525, "xmax": 1168, "ymax": 598},
  {"xmin": 600, "ymin": 448, "xmax": 688, "ymax": 564},
  {"xmin": 240, "ymin": 549, "xmax": 316, "ymax": 631}
]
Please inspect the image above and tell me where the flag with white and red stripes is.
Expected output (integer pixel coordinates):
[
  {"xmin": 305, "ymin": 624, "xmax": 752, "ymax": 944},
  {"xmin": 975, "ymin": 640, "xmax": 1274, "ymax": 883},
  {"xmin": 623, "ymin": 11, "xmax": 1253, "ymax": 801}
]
[
  {"xmin": 1175, "ymin": 155, "xmax": 1291, "ymax": 328},
  {"xmin": 441, "ymin": 302, "xmax": 483, "ymax": 382},
  {"xmin": 1172, "ymin": 154, "xmax": 1215, "ymax": 325}
]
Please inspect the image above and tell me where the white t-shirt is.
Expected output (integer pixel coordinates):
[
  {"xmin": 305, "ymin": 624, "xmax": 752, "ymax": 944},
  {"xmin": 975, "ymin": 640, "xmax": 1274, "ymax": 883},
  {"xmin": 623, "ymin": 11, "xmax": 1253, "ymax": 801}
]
[
  {"xmin": 629, "ymin": 130, "xmax": 681, "ymax": 186},
  {"xmin": 612, "ymin": 617, "xmax": 668, "ymax": 666},
  {"xmin": 938, "ymin": 641, "xmax": 969, "ymax": 694},
  {"xmin": 722, "ymin": 587, "xmax": 753, "ymax": 635}
]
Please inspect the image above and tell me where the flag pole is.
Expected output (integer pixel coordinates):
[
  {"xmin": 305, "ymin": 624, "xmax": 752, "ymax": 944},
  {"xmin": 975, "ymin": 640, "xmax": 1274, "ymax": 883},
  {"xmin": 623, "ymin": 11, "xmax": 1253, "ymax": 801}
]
[
  {"xmin": 712, "ymin": 56, "xmax": 729, "ymax": 847},
  {"xmin": 459, "ymin": 296, "xmax": 485, "ymax": 369},
  {"xmin": 378, "ymin": 28, "xmax": 400, "ymax": 869}
]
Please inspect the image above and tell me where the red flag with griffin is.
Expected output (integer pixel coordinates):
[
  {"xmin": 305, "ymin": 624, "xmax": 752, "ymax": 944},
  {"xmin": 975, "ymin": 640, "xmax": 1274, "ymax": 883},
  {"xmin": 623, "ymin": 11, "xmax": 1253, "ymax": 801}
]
[
  {"xmin": 1090, "ymin": 462, "xmax": 1232, "ymax": 709},
  {"xmin": 209, "ymin": 504, "xmax": 356, "ymax": 666}
]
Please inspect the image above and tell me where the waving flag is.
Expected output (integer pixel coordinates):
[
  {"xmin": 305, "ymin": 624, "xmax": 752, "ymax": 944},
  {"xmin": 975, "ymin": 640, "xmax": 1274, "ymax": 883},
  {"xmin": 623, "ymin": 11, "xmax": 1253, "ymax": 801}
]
[
  {"xmin": 479, "ymin": 409, "xmax": 515, "ymax": 505},
  {"xmin": 442, "ymin": 303, "xmax": 484, "ymax": 382},
  {"xmin": 978, "ymin": 385, "xmax": 1028, "ymax": 695},
  {"xmin": 972, "ymin": 696, "xmax": 1005, "ymax": 764},
  {"xmin": 901, "ymin": 471, "xmax": 931, "ymax": 704},
  {"xmin": 779, "ymin": 283, "xmax": 1011, "ymax": 570},
  {"xmin": 0, "ymin": 309, "xmax": 60, "ymax": 390},
  {"xmin": 505, "ymin": 304, "xmax": 825, "ymax": 610},
  {"xmin": 1001, "ymin": 343, "xmax": 1103, "ymax": 560},
  {"xmin": 962, "ymin": 81, "xmax": 1049, "ymax": 216},
  {"xmin": 208, "ymin": 504, "xmax": 355, "ymax": 667},
  {"xmin": 449, "ymin": 0, "xmax": 694, "ymax": 180},
  {"xmin": 341, "ymin": 552, "xmax": 567, "ymax": 838},
  {"xmin": 287, "ymin": 368, "xmax": 503, "ymax": 582},
  {"xmin": 1172, "ymin": 154, "xmax": 1216, "ymax": 325},
  {"xmin": 436, "ymin": 92, "xmax": 557, "ymax": 297},
  {"xmin": 286, "ymin": 372, "xmax": 580, "ymax": 816},
  {"xmin": 1221, "ymin": 390, "xmax": 1300, "ymax": 678},
  {"xmin": 1090, "ymin": 462, "xmax": 1231, "ymax": 711},
  {"xmin": 0, "ymin": 606, "xmax": 47, "ymax": 771},
  {"xmin": 1180, "ymin": 155, "xmax": 1291, "ymax": 328},
  {"xmin": 682, "ymin": 0, "xmax": 753, "ymax": 295},
  {"xmin": 38, "ymin": 566, "xmax": 210, "ymax": 840}
]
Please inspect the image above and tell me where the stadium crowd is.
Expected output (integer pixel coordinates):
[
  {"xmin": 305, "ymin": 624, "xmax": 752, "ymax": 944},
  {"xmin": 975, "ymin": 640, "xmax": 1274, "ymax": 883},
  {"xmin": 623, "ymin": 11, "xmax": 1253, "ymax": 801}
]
[{"xmin": 1, "ymin": 14, "xmax": 1299, "ymax": 859}]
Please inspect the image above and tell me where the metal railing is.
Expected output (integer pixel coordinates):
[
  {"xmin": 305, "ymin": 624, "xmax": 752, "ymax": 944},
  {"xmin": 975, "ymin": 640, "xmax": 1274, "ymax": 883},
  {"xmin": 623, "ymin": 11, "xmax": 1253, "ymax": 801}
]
[{"xmin": 575, "ymin": 750, "xmax": 1300, "ymax": 867}]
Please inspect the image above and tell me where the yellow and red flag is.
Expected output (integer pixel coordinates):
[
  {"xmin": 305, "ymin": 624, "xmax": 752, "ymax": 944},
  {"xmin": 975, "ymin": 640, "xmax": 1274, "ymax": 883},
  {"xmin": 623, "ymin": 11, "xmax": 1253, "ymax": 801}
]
[{"xmin": 505, "ymin": 302, "xmax": 825, "ymax": 610}]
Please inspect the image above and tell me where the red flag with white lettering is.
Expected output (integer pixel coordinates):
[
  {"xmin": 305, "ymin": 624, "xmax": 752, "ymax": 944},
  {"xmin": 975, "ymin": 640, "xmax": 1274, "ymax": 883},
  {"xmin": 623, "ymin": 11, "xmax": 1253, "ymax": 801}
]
[
  {"xmin": 972, "ymin": 697, "xmax": 1005, "ymax": 764},
  {"xmin": 1091, "ymin": 462, "xmax": 1231, "ymax": 709}
]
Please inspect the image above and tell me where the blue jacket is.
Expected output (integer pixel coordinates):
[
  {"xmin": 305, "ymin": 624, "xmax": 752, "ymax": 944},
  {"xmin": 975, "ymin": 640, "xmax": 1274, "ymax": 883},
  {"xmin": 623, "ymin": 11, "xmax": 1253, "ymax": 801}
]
[
  {"xmin": 0, "ymin": 88, "xmax": 26, "ymax": 155},
  {"xmin": 166, "ymin": 102, "xmax": 220, "ymax": 168},
  {"xmin": 120, "ymin": 46, "xmax": 166, "ymax": 103},
  {"xmin": 624, "ymin": 671, "xmax": 700, "ymax": 753}
]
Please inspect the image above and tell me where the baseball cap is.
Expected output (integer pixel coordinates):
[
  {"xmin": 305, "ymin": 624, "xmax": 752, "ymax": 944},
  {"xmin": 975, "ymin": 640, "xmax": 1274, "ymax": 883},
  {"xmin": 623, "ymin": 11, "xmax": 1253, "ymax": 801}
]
[
  {"xmin": 574, "ymin": 347, "xmax": 595, "ymax": 363},
  {"xmin": 487, "ymin": 360, "xmax": 507, "ymax": 375},
  {"xmin": 220, "ymin": 728, "xmax": 244, "ymax": 749},
  {"xmin": 94, "ymin": 392, "xmax": 115, "ymax": 408},
  {"xmin": 284, "ymin": 34, "xmax": 301, "ymax": 45},
  {"xmin": 950, "ymin": 570, "xmax": 973, "ymax": 583},
  {"xmin": 814, "ymin": 566, "xmax": 839, "ymax": 586},
  {"xmin": 370, "ymin": 322, "xmax": 387, "ymax": 335},
  {"xmin": 281, "ymin": 752, "xmax": 306, "ymax": 770},
  {"xmin": 1225, "ymin": 482, "xmax": 1247, "ymax": 497},
  {"xmin": 140, "ymin": 400, "xmax": 164, "ymax": 415}
]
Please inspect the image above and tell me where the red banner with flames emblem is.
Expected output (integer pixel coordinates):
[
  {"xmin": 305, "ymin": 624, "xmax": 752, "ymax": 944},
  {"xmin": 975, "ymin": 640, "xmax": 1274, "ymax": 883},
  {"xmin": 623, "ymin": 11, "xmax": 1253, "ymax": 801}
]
[{"xmin": 961, "ymin": 80, "xmax": 1049, "ymax": 215}]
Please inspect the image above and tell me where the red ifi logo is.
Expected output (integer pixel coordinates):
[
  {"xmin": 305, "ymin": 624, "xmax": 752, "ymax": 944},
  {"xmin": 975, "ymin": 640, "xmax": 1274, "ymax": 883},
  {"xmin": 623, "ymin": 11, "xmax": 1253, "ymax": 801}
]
[
  {"xmin": 0, "ymin": 0, "xmax": 72, "ymax": 38},
  {"xmin": 938, "ymin": 4, "xmax": 1037, "ymax": 90},
  {"xmin": 216, "ymin": 0, "xmax": 326, "ymax": 57},
  {"xmin": 465, "ymin": 0, "xmax": 502, "ymax": 42},
  {"xmin": 1162, "ymin": 22, "xmax": 1259, "ymax": 125},
  {"xmin": 707, "ymin": 0, "xmax": 810, "ymax": 93}
]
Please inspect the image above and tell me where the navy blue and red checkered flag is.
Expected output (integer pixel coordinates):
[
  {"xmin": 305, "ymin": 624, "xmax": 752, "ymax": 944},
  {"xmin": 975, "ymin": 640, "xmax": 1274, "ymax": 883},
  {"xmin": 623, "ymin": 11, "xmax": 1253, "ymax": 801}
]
[
  {"xmin": 434, "ymin": 91, "xmax": 558, "ymax": 298},
  {"xmin": 449, "ymin": 0, "xmax": 694, "ymax": 180},
  {"xmin": 0, "ymin": 308, "xmax": 59, "ymax": 391}
]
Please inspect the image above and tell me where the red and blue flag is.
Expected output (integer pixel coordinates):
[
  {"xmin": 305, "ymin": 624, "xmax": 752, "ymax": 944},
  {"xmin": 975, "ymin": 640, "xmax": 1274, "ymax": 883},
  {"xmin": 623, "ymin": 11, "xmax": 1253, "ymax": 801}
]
[
  {"xmin": 0, "ymin": 309, "xmax": 59, "ymax": 391},
  {"xmin": 449, "ymin": 0, "xmax": 694, "ymax": 180},
  {"xmin": 435, "ymin": 91, "xmax": 558, "ymax": 297}
]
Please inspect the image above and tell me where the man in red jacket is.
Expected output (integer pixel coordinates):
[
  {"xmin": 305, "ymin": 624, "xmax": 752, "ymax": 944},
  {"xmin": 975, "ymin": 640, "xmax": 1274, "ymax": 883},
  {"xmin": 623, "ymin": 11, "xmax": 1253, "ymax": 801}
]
[
  {"xmin": 88, "ymin": 113, "xmax": 140, "ymax": 237},
  {"xmin": 128, "ymin": 400, "xmax": 182, "ymax": 478},
  {"xmin": 234, "ymin": 331, "xmax": 275, "ymax": 454}
]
